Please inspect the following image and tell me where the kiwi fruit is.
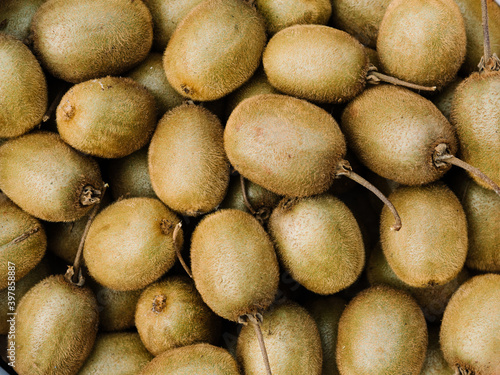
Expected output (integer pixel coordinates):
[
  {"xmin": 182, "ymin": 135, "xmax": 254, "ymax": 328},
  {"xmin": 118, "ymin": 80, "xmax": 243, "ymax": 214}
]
[
  {"xmin": 83, "ymin": 197, "xmax": 182, "ymax": 291},
  {"xmin": 420, "ymin": 325, "xmax": 454, "ymax": 375},
  {"xmin": 135, "ymin": 275, "xmax": 221, "ymax": 356},
  {"xmin": 139, "ymin": 343, "xmax": 240, "ymax": 374},
  {"xmin": 0, "ymin": 0, "xmax": 46, "ymax": 41},
  {"xmin": 31, "ymin": 0, "xmax": 153, "ymax": 83},
  {"xmin": 148, "ymin": 103, "xmax": 229, "ymax": 216},
  {"xmin": 237, "ymin": 301, "xmax": 323, "ymax": 374},
  {"xmin": 268, "ymin": 194, "xmax": 365, "ymax": 295},
  {"xmin": 432, "ymin": 77, "xmax": 464, "ymax": 121},
  {"xmin": 336, "ymin": 285, "xmax": 428, "ymax": 375},
  {"xmin": 13, "ymin": 275, "xmax": 99, "ymax": 375},
  {"xmin": 163, "ymin": 0, "xmax": 267, "ymax": 101},
  {"xmin": 77, "ymin": 332, "xmax": 153, "ymax": 375},
  {"xmin": 377, "ymin": 0, "xmax": 466, "ymax": 89},
  {"xmin": 440, "ymin": 273, "xmax": 500, "ymax": 374},
  {"xmin": 0, "ymin": 33, "xmax": 47, "ymax": 138}
]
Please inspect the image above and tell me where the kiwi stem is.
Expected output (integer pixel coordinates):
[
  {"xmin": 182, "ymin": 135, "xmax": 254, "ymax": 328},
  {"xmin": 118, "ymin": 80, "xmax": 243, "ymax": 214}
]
[
  {"xmin": 335, "ymin": 160, "xmax": 402, "ymax": 231},
  {"xmin": 80, "ymin": 185, "xmax": 102, "ymax": 206},
  {"xmin": 367, "ymin": 68, "xmax": 436, "ymax": 92},
  {"xmin": 240, "ymin": 174, "xmax": 257, "ymax": 215},
  {"xmin": 246, "ymin": 313, "xmax": 273, "ymax": 375},
  {"xmin": 479, "ymin": 0, "xmax": 500, "ymax": 71},
  {"xmin": 174, "ymin": 222, "xmax": 192, "ymax": 278}
]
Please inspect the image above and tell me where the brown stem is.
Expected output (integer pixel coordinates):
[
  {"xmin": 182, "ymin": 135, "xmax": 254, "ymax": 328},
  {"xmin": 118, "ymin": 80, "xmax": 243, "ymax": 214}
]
[
  {"xmin": 367, "ymin": 67, "xmax": 436, "ymax": 92},
  {"xmin": 80, "ymin": 185, "xmax": 102, "ymax": 206},
  {"xmin": 335, "ymin": 160, "xmax": 402, "ymax": 231},
  {"xmin": 245, "ymin": 313, "xmax": 272, "ymax": 375},
  {"xmin": 240, "ymin": 174, "xmax": 256, "ymax": 215},
  {"xmin": 479, "ymin": 0, "xmax": 500, "ymax": 71},
  {"xmin": 173, "ymin": 222, "xmax": 192, "ymax": 278}
]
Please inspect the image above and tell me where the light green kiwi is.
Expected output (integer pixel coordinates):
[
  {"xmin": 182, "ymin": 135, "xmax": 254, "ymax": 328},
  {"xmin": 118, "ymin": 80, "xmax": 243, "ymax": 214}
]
[
  {"xmin": 440, "ymin": 273, "xmax": 500, "ymax": 375},
  {"xmin": 336, "ymin": 285, "xmax": 428, "ymax": 375},
  {"xmin": 0, "ymin": 33, "xmax": 47, "ymax": 138},
  {"xmin": 13, "ymin": 275, "xmax": 99, "ymax": 375},
  {"xmin": 377, "ymin": 0, "xmax": 466, "ymax": 89},
  {"xmin": 148, "ymin": 103, "xmax": 229, "ymax": 216},
  {"xmin": 380, "ymin": 184, "xmax": 468, "ymax": 287},
  {"xmin": 0, "ymin": 131, "xmax": 104, "ymax": 222},
  {"xmin": 0, "ymin": 0, "xmax": 46, "ymax": 41},
  {"xmin": 135, "ymin": 275, "xmax": 221, "ymax": 356},
  {"xmin": 83, "ymin": 197, "xmax": 182, "ymax": 291},
  {"xmin": 190, "ymin": 209, "xmax": 279, "ymax": 322},
  {"xmin": 224, "ymin": 94, "xmax": 347, "ymax": 197},
  {"xmin": 76, "ymin": 332, "xmax": 153, "ymax": 375},
  {"xmin": 263, "ymin": 25, "xmax": 369, "ymax": 103},
  {"xmin": 56, "ymin": 76, "xmax": 157, "ymax": 159},
  {"xmin": 163, "ymin": 0, "xmax": 266, "ymax": 101},
  {"xmin": 420, "ymin": 325, "xmax": 454, "ymax": 375},
  {"xmin": 31, "ymin": 0, "xmax": 153, "ymax": 83},
  {"xmin": 237, "ymin": 301, "xmax": 323, "ymax": 374},
  {"xmin": 268, "ymin": 194, "xmax": 365, "ymax": 295}
]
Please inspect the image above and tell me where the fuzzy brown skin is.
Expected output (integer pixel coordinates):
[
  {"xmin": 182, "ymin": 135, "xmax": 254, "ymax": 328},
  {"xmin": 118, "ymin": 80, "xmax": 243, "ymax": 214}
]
[
  {"xmin": 377, "ymin": 0, "xmax": 466, "ymax": 89},
  {"xmin": 83, "ymin": 197, "xmax": 182, "ymax": 291},
  {"xmin": 329, "ymin": 0, "xmax": 393, "ymax": 48},
  {"xmin": 31, "ymin": 0, "xmax": 153, "ymax": 83},
  {"xmin": 139, "ymin": 343, "xmax": 240, "ymax": 375},
  {"xmin": 148, "ymin": 104, "xmax": 229, "ymax": 216},
  {"xmin": 0, "ymin": 0, "xmax": 46, "ymax": 41},
  {"xmin": 56, "ymin": 76, "xmax": 157, "ymax": 159},
  {"xmin": 237, "ymin": 301, "xmax": 323, "ymax": 375},
  {"xmin": 336, "ymin": 285, "xmax": 428, "ymax": 375},
  {"xmin": 340, "ymin": 85, "xmax": 458, "ymax": 186},
  {"xmin": 269, "ymin": 194, "xmax": 364, "ymax": 295},
  {"xmin": 420, "ymin": 325, "xmax": 454, "ymax": 375},
  {"xmin": 0, "ymin": 34, "xmax": 47, "ymax": 138},
  {"xmin": 0, "ymin": 131, "xmax": 104, "ymax": 222},
  {"xmin": 225, "ymin": 94, "xmax": 347, "ymax": 197},
  {"xmin": 440, "ymin": 274, "xmax": 500, "ymax": 375},
  {"xmin": 263, "ymin": 25, "xmax": 368, "ymax": 103},
  {"xmin": 76, "ymin": 332, "xmax": 153, "ymax": 375},
  {"xmin": 13, "ymin": 275, "xmax": 99, "ymax": 375},
  {"xmin": 451, "ymin": 71, "xmax": 500, "ymax": 189},
  {"xmin": 190, "ymin": 209, "xmax": 279, "ymax": 322},
  {"xmin": 432, "ymin": 77, "xmax": 464, "ymax": 121},
  {"xmin": 163, "ymin": 0, "xmax": 266, "ymax": 101},
  {"xmin": 135, "ymin": 276, "xmax": 221, "ymax": 356}
]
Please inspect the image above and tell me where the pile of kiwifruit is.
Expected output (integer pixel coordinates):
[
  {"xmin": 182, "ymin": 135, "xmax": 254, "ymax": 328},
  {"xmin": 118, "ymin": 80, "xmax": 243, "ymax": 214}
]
[{"xmin": 1, "ymin": 0, "xmax": 499, "ymax": 374}]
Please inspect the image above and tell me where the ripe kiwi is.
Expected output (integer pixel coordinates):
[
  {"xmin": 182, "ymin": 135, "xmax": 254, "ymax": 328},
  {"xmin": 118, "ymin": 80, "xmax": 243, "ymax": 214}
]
[
  {"xmin": 268, "ymin": 194, "xmax": 365, "ymax": 295},
  {"xmin": 336, "ymin": 285, "xmax": 428, "ymax": 375},
  {"xmin": 148, "ymin": 103, "xmax": 229, "ymax": 216},
  {"xmin": 77, "ymin": 332, "xmax": 153, "ymax": 375},
  {"xmin": 13, "ymin": 275, "xmax": 99, "ymax": 375},
  {"xmin": 0, "ymin": 33, "xmax": 47, "ymax": 138},
  {"xmin": 83, "ymin": 197, "xmax": 182, "ymax": 291},
  {"xmin": 440, "ymin": 273, "xmax": 500, "ymax": 374},
  {"xmin": 0, "ymin": 131, "xmax": 104, "ymax": 222},
  {"xmin": 135, "ymin": 275, "xmax": 221, "ymax": 356},
  {"xmin": 377, "ymin": 0, "xmax": 466, "ymax": 89},
  {"xmin": 432, "ymin": 77, "xmax": 464, "ymax": 121},
  {"xmin": 237, "ymin": 301, "xmax": 323, "ymax": 375},
  {"xmin": 0, "ymin": 0, "xmax": 46, "ymax": 42},
  {"xmin": 139, "ymin": 343, "xmax": 240, "ymax": 374},
  {"xmin": 31, "ymin": 0, "xmax": 153, "ymax": 83},
  {"xmin": 380, "ymin": 184, "xmax": 468, "ymax": 287},
  {"xmin": 420, "ymin": 325, "xmax": 454, "ymax": 375},
  {"xmin": 163, "ymin": 0, "xmax": 267, "ymax": 101}
]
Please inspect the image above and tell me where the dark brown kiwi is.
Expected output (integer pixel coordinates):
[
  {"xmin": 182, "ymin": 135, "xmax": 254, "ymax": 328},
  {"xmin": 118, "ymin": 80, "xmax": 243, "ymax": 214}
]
[
  {"xmin": 0, "ymin": 131, "xmax": 104, "ymax": 222},
  {"xmin": 31, "ymin": 0, "xmax": 153, "ymax": 83},
  {"xmin": 0, "ymin": 0, "xmax": 46, "ymax": 42},
  {"xmin": 0, "ymin": 33, "xmax": 47, "ymax": 138}
]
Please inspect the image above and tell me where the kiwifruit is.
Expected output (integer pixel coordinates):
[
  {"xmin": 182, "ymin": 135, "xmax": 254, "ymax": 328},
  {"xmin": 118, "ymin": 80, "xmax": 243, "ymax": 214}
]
[
  {"xmin": 83, "ymin": 197, "xmax": 182, "ymax": 291},
  {"xmin": 304, "ymin": 296, "xmax": 347, "ymax": 375},
  {"xmin": 420, "ymin": 325, "xmax": 454, "ymax": 375},
  {"xmin": 31, "ymin": 0, "xmax": 153, "ymax": 83},
  {"xmin": 336, "ymin": 285, "xmax": 428, "ymax": 375},
  {"xmin": 268, "ymin": 194, "xmax": 365, "ymax": 295},
  {"xmin": 76, "ymin": 332, "xmax": 153, "ymax": 375},
  {"xmin": 237, "ymin": 301, "xmax": 322, "ymax": 374},
  {"xmin": 56, "ymin": 76, "xmax": 157, "ymax": 159},
  {"xmin": 139, "ymin": 343, "xmax": 240, "ymax": 374},
  {"xmin": 0, "ymin": 0, "xmax": 46, "ymax": 42},
  {"xmin": 0, "ymin": 195, "xmax": 47, "ymax": 289},
  {"xmin": 363, "ymin": 46, "xmax": 381, "ymax": 70},
  {"xmin": 13, "ymin": 275, "xmax": 99, "ymax": 375},
  {"xmin": 0, "ymin": 131, "xmax": 104, "ymax": 222},
  {"xmin": 440, "ymin": 273, "xmax": 500, "ymax": 374},
  {"xmin": 380, "ymin": 184, "xmax": 468, "ymax": 288},
  {"xmin": 135, "ymin": 275, "xmax": 221, "ymax": 356},
  {"xmin": 329, "ymin": 0, "xmax": 393, "ymax": 48},
  {"xmin": 148, "ymin": 103, "xmax": 229, "ymax": 216},
  {"xmin": 377, "ymin": 0, "xmax": 466, "ymax": 89},
  {"xmin": 0, "ymin": 33, "xmax": 47, "ymax": 138},
  {"xmin": 256, "ymin": 0, "xmax": 331, "ymax": 35},
  {"xmin": 127, "ymin": 52, "xmax": 185, "ymax": 117},
  {"xmin": 432, "ymin": 77, "xmax": 464, "ymax": 121},
  {"xmin": 163, "ymin": 0, "xmax": 267, "ymax": 101}
]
